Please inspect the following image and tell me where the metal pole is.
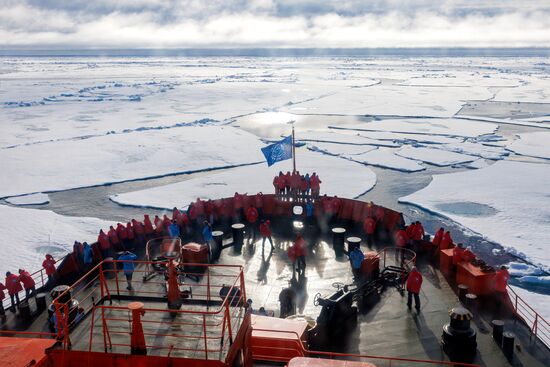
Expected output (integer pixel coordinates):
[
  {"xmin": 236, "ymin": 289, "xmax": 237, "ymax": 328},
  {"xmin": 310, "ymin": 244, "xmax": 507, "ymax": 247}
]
[{"xmin": 292, "ymin": 123, "xmax": 296, "ymax": 173}]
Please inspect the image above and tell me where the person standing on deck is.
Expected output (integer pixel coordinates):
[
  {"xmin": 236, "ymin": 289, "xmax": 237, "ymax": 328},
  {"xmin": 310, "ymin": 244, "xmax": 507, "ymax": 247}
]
[
  {"xmin": 82, "ymin": 242, "xmax": 93, "ymax": 273},
  {"xmin": 259, "ymin": 220, "xmax": 274, "ymax": 249},
  {"xmin": 440, "ymin": 231, "xmax": 453, "ymax": 250},
  {"xmin": 202, "ymin": 221, "xmax": 213, "ymax": 249},
  {"xmin": 98, "ymin": 229, "xmax": 111, "ymax": 259},
  {"xmin": 363, "ymin": 216, "xmax": 376, "ymax": 246},
  {"xmin": 432, "ymin": 228, "xmax": 444, "ymax": 248},
  {"xmin": 5, "ymin": 271, "xmax": 22, "ymax": 312},
  {"xmin": 246, "ymin": 205, "xmax": 259, "ymax": 244},
  {"xmin": 18, "ymin": 269, "xmax": 36, "ymax": 300},
  {"xmin": 168, "ymin": 220, "xmax": 180, "ymax": 239},
  {"xmin": 310, "ymin": 172, "xmax": 321, "ymax": 197},
  {"xmin": 349, "ymin": 246, "xmax": 365, "ymax": 278},
  {"xmin": 0, "ymin": 282, "xmax": 6, "ymax": 320},
  {"xmin": 294, "ymin": 235, "xmax": 307, "ymax": 276},
  {"xmin": 42, "ymin": 254, "xmax": 57, "ymax": 283},
  {"xmin": 406, "ymin": 267, "xmax": 423, "ymax": 311},
  {"xmin": 118, "ymin": 251, "xmax": 138, "ymax": 291},
  {"xmin": 143, "ymin": 215, "xmax": 154, "ymax": 237},
  {"xmin": 108, "ymin": 225, "xmax": 121, "ymax": 251}
]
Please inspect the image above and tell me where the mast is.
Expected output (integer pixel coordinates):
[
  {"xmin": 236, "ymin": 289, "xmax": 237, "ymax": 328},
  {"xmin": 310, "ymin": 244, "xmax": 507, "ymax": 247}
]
[{"xmin": 292, "ymin": 122, "xmax": 296, "ymax": 173}]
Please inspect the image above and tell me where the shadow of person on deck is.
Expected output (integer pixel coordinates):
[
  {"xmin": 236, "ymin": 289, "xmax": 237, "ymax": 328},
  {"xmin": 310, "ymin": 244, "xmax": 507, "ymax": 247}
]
[{"xmin": 257, "ymin": 246, "xmax": 273, "ymax": 285}]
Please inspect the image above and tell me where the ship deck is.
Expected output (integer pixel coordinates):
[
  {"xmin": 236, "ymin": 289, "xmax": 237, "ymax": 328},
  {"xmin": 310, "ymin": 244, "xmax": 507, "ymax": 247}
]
[{"xmin": 2, "ymin": 224, "xmax": 549, "ymax": 367}]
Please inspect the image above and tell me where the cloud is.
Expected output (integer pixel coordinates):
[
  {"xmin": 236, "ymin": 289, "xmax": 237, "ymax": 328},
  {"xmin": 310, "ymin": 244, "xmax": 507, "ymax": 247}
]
[{"xmin": 0, "ymin": 0, "xmax": 549, "ymax": 48}]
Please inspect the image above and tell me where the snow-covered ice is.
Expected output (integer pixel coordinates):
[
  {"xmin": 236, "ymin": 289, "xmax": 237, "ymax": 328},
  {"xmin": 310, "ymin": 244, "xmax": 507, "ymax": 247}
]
[
  {"xmin": 296, "ymin": 131, "xmax": 399, "ymax": 147},
  {"xmin": 331, "ymin": 118, "xmax": 498, "ymax": 138},
  {"xmin": 344, "ymin": 148, "xmax": 426, "ymax": 172},
  {"xmin": 0, "ymin": 126, "xmax": 266, "ymax": 198},
  {"xmin": 0, "ymin": 204, "xmax": 111, "ymax": 277},
  {"xmin": 5, "ymin": 193, "xmax": 50, "ymax": 206},
  {"xmin": 395, "ymin": 146, "xmax": 476, "ymax": 167},
  {"xmin": 307, "ymin": 142, "xmax": 378, "ymax": 156},
  {"xmin": 429, "ymin": 141, "xmax": 509, "ymax": 160},
  {"xmin": 509, "ymin": 285, "xmax": 550, "ymax": 321},
  {"xmin": 508, "ymin": 262, "xmax": 545, "ymax": 277},
  {"xmin": 508, "ymin": 132, "xmax": 550, "ymax": 160},
  {"xmin": 400, "ymin": 161, "xmax": 550, "ymax": 271},
  {"xmin": 110, "ymin": 150, "xmax": 377, "ymax": 209}
]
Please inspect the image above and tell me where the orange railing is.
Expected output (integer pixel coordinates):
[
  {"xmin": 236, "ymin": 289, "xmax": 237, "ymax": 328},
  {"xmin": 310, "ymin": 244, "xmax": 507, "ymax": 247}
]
[
  {"xmin": 1, "ymin": 254, "xmax": 67, "ymax": 311},
  {"xmin": 378, "ymin": 247, "xmax": 417, "ymax": 285},
  {"xmin": 507, "ymin": 285, "xmax": 550, "ymax": 348},
  {"xmin": 252, "ymin": 328, "xmax": 480, "ymax": 367},
  {"xmin": 51, "ymin": 259, "xmax": 247, "ymax": 360}
]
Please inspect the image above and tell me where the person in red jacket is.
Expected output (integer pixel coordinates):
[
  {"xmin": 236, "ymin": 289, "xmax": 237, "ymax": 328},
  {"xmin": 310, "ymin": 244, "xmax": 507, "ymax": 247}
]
[
  {"xmin": 273, "ymin": 175, "xmax": 281, "ymax": 196},
  {"xmin": 461, "ymin": 247, "xmax": 476, "ymax": 263},
  {"xmin": 143, "ymin": 215, "xmax": 154, "ymax": 236},
  {"xmin": 394, "ymin": 228, "xmax": 408, "ymax": 248},
  {"xmin": 0, "ymin": 282, "xmax": 6, "ymax": 318},
  {"xmin": 432, "ymin": 228, "xmax": 444, "ymax": 247},
  {"xmin": 153, "ymin": 215, "xmax": 163, "ymax": 235},
  {"xmin": 299, "ymin": 176, "xmax": 308, "ymax": 201},
  {"xmin": 259, "ymin": 220, "xmax": 273, "ymax": 249},
  {"xmin": 278, "ymin": 173, "xmax": 287, "ymax": 198},
  {"xmin": 452, "ymin": 243, "xmax": 465, "ymax": 266},
  {"xmin": 42, "ymin": 254, "xmax": 57, "ymax": 283},
  {"xmin": 294, "ymin": 235, "xmax": 307, "ymax": 276},
  {"xmin": 132, "ymin": 219, "xmax": 145, "ymax": 246},
  {"xmin": 284, "ymin": 171, "xmax": 291, "ymax": 196},
  {"xmin": 97, "ymin": 229, "xmax": 111, "ymax": 258},
  {"xmin": 116, "ymin": 223, "xmax": 129, "ymax": 248},
  {"xmin": 405, "ymin": 222, "xmax": 416, "ymax": 241},
  {"xmin": 255, "ymin": 192, "xmax": 264, "ymax": 218},
  {"xmin": 246, "ymin": 205, "xmax": 259, "ymax": 244},
  {"xmin": 363, "ymin": 216, "xmax": 376, "ymax": 246},
  {"xmin": 406, "ymin": 267, "xmax": 423, "ymax": 311},
  {"xmin": 108, "ymin": 225, "xmax": 120, "ymax": 244},
  {"xmin": 233, "ymin": 192, "xmax": 244, "ymax": 221},
  {"xmin": 5, "ymin": 271, "xmax": 22, "ymax": 312},
  {"xmin": 494, "ymin": 265, "xmax": 510, "ymax": 316},
  {"xmin": 126, "ymin": 222, "xmax": 135, "ymax": 242},
  {"xmin": 18, "ymin": 269, "xmax": 36, "ymax": 300},
  {"xmin": 440, "ymin": 231, "xmax": 453, "ymax": 250},
  {"xmin": 412, "ymin": 221, "xmax": 425, "ymax": 242},
  {"xmin": 310, "ymin": 172, "xmax": 321, "ymax": 197}
]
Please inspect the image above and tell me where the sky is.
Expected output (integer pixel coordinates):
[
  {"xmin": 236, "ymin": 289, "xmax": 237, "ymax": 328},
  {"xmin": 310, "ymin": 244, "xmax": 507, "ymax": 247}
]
[{"xmin": 0, "ymin": 0, "xmax": 549, "ymax": 49}]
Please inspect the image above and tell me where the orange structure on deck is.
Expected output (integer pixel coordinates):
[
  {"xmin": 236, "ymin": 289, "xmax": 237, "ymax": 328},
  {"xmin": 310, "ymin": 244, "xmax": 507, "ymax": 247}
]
[
  {"xmin": 456, "ymin": 262, "xmax": 495, "ymax": 295},
  {"xmin": 250, "ymin": 314, "xmax": 308, "ymax": 362},
  {"xmin": 288, "ymin": 357, "xmax": 377, "ymax": 367},
  {"xmin": 0, "ymin": 336, "xmax": 56, "ymax": 367}
]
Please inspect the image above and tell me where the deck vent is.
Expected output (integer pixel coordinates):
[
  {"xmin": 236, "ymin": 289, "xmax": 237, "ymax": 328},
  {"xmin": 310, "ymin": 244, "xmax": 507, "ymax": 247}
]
[{"xmin": 442, "ymin": 306, "xmax": 477, "ymax": 362}]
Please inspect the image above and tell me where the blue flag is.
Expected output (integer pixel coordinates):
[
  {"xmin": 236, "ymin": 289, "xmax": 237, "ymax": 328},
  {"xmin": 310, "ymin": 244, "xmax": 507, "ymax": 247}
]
[{"xmin": 261, "ymin": 136, "xmax": 293, "ymax": 166}]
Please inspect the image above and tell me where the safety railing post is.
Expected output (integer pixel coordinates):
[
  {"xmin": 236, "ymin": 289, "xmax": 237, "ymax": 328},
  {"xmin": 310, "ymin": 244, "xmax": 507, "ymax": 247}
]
[
  {"xmin": 114, "ymin": 260, "xmax": 120, "ymax": 296},
  {"xmin": 226, "ymin": 303, "xmax": 233, "ymax": 344},
  {"xmin": 41, "ymin": 270, "xmax": 44, "ymax": 288},
  {"xmin": 206, "ymin": 267, "xmax": 211, "ymax": 310},
  {"xmin": 99, "ymin": 263, "xmax": 105, "ymax": 300},
  {"xmin": 534, "ymin": 314, "xmax": 538, "ymax": 339},
  {"xmin": 203, "ymin": 314, "xmax": 208, "ymax": 360},
  {"xmin": 63, "ymin": 303, "xmax": 71, "ymax": 349},
  {"xmin": 89, "ymin": 307, "xmax": 96, "ymax": 352},
  {"xmin": 240, "ymin": 269, "xmax": 247, "ymax": 306}
]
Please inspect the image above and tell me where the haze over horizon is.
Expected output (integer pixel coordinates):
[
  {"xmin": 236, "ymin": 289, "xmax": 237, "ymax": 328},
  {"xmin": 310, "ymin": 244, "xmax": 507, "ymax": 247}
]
[{"xmin": 1, "ymin": 0, "xmax": 549, "ymax": 49}]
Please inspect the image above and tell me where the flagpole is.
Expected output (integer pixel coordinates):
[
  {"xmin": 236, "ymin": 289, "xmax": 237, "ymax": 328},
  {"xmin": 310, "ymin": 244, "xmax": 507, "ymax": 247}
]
[{"xmin": 291, "ymin": 122, "xmax": 296, "ymax": 173}]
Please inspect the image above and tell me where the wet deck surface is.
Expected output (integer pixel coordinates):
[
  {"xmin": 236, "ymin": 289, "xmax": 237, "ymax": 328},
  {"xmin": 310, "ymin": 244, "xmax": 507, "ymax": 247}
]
[{"xmin": 2, "ymin": 222, "xmax": 549, "ymax": 366}]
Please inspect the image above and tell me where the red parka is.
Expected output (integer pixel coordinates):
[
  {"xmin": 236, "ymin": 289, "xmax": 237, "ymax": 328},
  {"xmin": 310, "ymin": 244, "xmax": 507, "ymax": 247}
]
[
  {"xmin": 108, "ymin": 227, "xmax": 120, "ymax": 245},
  {"xmin": 462, "ymin": 249, "xmax": 476, "ymax": 263},
  {"xmin": 116, "ymin": 223, "xmax": 128, "ymax": 241},
  {"xmin": 246, "ymin": 207, "xmax": 259, "ymax": 223},
  {"xmin": 412, "ymin": 223, "xmax": 425, "ymax": 241},
  {"xmin": 143, "ymin": 215, "xmax": 154, "ymax": 235},
  {"xmin": 126, "ymin": 222, "xmax": 135, "ymax": 240},
  {"xmin": 394, "ymin": 229, "xmax": 408, "ymax": 247},
  {"xmin": 132, "ymin": 219, "xmax": 144, "ymax": 236},
  {"xmin": 19, "ymin": 270, "xmax": 35, "ymax": 290},
  {"xmin": 406, "ymin": 268, "xmax": 423, "ymax": 294},
  {"xmin": 5, "ymin": 273, "xmax": 23, "ymax": 295},
  {"xmin": 452, "ymin": 246, "xmax": 465, "ymax": 265},
  {"xmin": 294, "ymin": 236, "xmax": 307, "ymax": 257},
  {"xmin": 259, "ymin": 221, "xmax": 272, "ymax": 238},
  {"xmin": 363, "ymin": 217, "xmax": 376, "ymax": 235},
  {"xmin": 432, "ymin": 228, "xmax": 444, "ymax": 246},
  {"xmin": 0, "ymin": 282, "xmax": 6, "ymax": 300},
  {"xmin": 440, "ymin": 231, "xmax": 453, "ymax": 250},
  {"xmin": 42, "ymin": 254, "xmax": 56, "ymax": 276},
  {"xmin": 98, "ymin": 230, "xmax": 110, "ymax": 250}
]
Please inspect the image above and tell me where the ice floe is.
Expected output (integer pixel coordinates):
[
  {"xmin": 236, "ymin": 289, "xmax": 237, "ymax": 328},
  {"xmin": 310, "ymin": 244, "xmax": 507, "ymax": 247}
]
[
  {"xmin": 0, "ymin": 126, "xmax": 266, "ymax": 198},
  {"xmin": 110, "ymin": 150, "xmax": 377, "ymax": 209},
  {"xmin": 400, "ymin": 161, "xmax": 550, "ymax": 271},
  {"xmin": 5, "ymin": 193, "xmax": 50, "ymax": 206},
  {"xmin": 395, "ymin": 146, "xmax": 476, "ymax": 167},
  {"xmin": 0, "ymin": 204, "xmax": 111, "ymax": 277},
  {"xmin": 509, "ymin": 285, "xmax": 550, "ymax": 321},
  {"xmin": 508, "ymin": 132, "xmax": 550, "ymax": 160},
  {"xmin": 297, "ymin": 131, "xmax": 399, "ymax": 147},
  {"xmin": 343, "ymin": 148, "xmax": 426, "ymax": 172},
  {"xmin": 330, "ymin": 118, "xmax": 498, "ymax": 138},
  {"xmin": 430, "ymin": 141, "xmax": 509, "ymax": 160},
  {"xmin": 307, "ymin": 142, "xmax": 377, "ymax": 156}
]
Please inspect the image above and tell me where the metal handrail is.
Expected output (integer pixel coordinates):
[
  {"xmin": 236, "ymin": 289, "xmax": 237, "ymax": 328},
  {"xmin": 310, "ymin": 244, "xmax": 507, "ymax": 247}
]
[
  {"xmin": 506, "ymin": 285, "xmax": 549, "ymax": 348},
  {"xmin": 252, "ymin": 328, "xmax": 480, "ymax": 366}
]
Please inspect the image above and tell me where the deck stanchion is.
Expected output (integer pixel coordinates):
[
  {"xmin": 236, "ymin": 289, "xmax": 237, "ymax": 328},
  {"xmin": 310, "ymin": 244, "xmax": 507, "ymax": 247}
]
[{"xmin": 203, "ymin": 314, "xmax": 208, "ymax": 359}]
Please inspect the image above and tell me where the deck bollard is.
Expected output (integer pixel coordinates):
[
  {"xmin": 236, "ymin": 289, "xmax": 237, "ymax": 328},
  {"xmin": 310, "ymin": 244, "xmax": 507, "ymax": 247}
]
[
  {"xmin": 491, "ymin": 319, "xmax": 504, "ymax": 346},
  {"xmin": 231, "ymin": 223, "xmax": 245, "ymax": 252},
  {"xmin": 502, "ymin": 331, "xmax": 515, "ymax": 360},
  {"xmin": 465, "ymin": 293, "xmax": 477, "ymax": 313},
  {"xmin": 346, "ymin": 236, "xmax": 361, "ymax": 253},
  {"xmin": 212, "ymin": 230, "xmax": 224, "ymax": 261},
  {"xmin": 332, "ymin": 227, "xmax": 346, "ymax": 256},
  {"xmin": 458, "ymin": 284, "xmax": 469, "ymax": 302},
  {"xmin": 18, "ymin": 301, "xmax": 31, "ymax": 322},
  {"xmin": 36, "ymin": 292, "xmax": 47, "ymax": 312}
]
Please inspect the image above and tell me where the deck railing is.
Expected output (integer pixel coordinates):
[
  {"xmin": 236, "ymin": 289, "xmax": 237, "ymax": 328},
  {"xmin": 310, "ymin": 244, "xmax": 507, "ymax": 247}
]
[
  {"xmin": 51, "ymin": 260, "xmax": 247, "ymax": 360},
  {"xmin": 507, "ymin": 285, "xmax": 550, "ymax": 349},
  {"xmin": 1, "ymin": 254, "xmax": 67, "ymax": 311},
  {"xmin": 252, "ymin": 328, "xmax": 481, "ymax": 367}
]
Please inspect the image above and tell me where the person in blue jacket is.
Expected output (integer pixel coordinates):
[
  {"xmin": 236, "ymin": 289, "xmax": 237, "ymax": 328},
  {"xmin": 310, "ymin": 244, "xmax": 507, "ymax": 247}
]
[
  {"xmin": 349, "ymin": 246, "xmax": 364, "ymax": 278},
  {"xmin": 82, "ymin": 242, "xmax": 93, "ymax": 274},
  {"xmin": 118, "ymin": 251, "xmax": 138, "ymax": 290},
  {"xmin": 168, "ymin": 220, "xmax": 180, "ymax": 239}
]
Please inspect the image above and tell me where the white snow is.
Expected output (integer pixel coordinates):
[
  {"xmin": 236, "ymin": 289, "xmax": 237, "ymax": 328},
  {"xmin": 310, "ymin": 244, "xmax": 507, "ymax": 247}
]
[
  {"xmin": 296, "ymin": 131, "xmax": 399, "ymax": 147},
  {"xmin": 0, "ymin": 126, "xmax": 266, "ymax": 198},
  {"xmin": 395, "ymin": 146, "xmax": 476, "ymax": 167},
  {"xmin": 281, "ymin": 83, "xmax": 493, "ymax": 117},
  {"xmin": 307, "ymin": 142, "xmax": 378, "ymax": 156},
  {"xmin": 508, "ymin": 132, "xmax": 550, "ymax": 160},
  {"xmin": 330, "ymin": 118, "xmax": 498, "ymax": 138},
  {"xmin": 462, "ymin": 159, "xmax": 491, "ymax": 170},
  {"xmin": 508, "ymin": 262, "xmax": 544, "ymax": 277},
  {"xmin": 357, "ymin": 131, "xmax": 463, "ymax": 145},
  {"xmin": 0, "ymin": 204, "xmax": 111, "ymax": 277},
  {"xmin": 509, "ymin": 285, "xmax": 550, "ymax": 322},
  {"xmin": 344, "ymin": 147, "xmax": 426, "ymax": 172},
  {"xmin": 110, "ymin": 149, "xmax": 377, "ymax": 209},
  {"xmin": 400, "ymin": 161, "xmax": 550, "ymax": 271},
  {"xmin": 5, "ymin": 193, "xmax": 50, "ymax": 206},
  {"xmin": 430, "ymin": 141, "xmax": 509, "ymax": 160}
]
